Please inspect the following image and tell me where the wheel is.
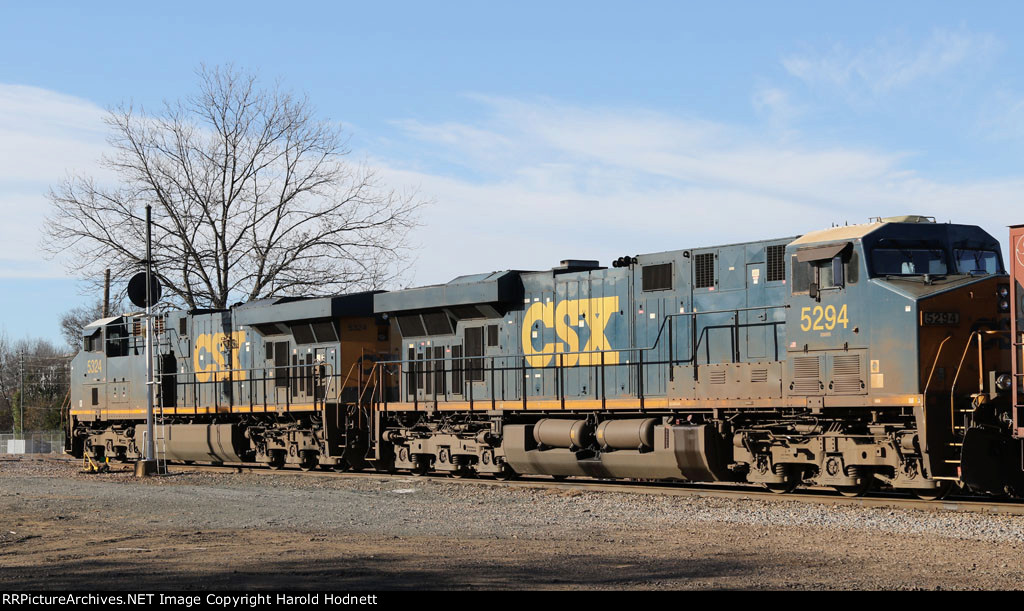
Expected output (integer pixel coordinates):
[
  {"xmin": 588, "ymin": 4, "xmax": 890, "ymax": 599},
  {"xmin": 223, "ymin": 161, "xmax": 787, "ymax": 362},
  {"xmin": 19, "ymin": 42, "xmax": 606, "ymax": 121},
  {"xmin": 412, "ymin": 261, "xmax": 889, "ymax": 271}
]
[
  {"xmin": 913, "ymin": 481, "xmax": 954, "ymax": 501},
  {"xmin": 344, "ymin": 453, "xmax": 367, "ymax": 472},
  {"xmin": 834, "ymin": 484, "xmax": 870, "ymax": 497},
  {"xmin": 834, "ymin": 478, "xmax": 873, "ymax": 497},
  {"xmin": 764, "ymin": 466, "xmax": 800, "ymax": 494},
  {"xmin": 494, "ymin": 463, "xmax": 517, "ymax": 481},
  {"xmin": 299, "ymin": 455, "xmax": 317, "ymax": 472},
  {"xmin": 834, "ymin": 467, "xmax": 873, "ymax": 497},
  {"xmin": 451, "ymin": 466, "xmax": 475, "ymax": 479},
  {"xmin": 267, "ymin": 451, "xmax": 285, "ymax": 470},
  {"xmin": 410, "ymin": 458, "xmax": 430, "ymax": 477},
  {"xmin": 317, "ymin": 464, "xmax": 334, "ymax": 472},
  {"xmin": 764, "ymin": 478, "xmax": 799, "ymax": 494}
]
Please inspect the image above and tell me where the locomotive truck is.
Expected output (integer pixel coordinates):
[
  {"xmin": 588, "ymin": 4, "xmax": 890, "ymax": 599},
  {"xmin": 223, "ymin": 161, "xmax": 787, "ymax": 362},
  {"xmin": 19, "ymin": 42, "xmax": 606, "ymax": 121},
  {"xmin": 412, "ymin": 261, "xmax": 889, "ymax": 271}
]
[{"xmin": 66, "ymin": 215, "xmax": 1024, "ymax": 499}]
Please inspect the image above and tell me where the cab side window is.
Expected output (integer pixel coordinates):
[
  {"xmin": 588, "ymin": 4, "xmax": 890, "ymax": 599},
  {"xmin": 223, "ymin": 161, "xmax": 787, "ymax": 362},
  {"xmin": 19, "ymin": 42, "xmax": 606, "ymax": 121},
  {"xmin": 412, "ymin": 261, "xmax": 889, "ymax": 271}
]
[
  {"xmin": 84, "ymin": 329, "xmax": 102, "ymax": 352},
  {"xmin": 791, "ymin": 250, "xmax": 858, "ymax": 295}
]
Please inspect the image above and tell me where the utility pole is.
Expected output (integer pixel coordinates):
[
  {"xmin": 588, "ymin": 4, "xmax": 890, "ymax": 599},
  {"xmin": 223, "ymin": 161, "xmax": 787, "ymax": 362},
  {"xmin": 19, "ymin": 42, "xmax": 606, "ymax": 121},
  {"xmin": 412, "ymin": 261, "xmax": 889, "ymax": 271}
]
[
  {"xmin": 103, "ymin": 268, "xmax": 110, "ymax": 318},
  {"xmin": 18, "ymin": 349, "xmax": 24, "ymax": 437}
]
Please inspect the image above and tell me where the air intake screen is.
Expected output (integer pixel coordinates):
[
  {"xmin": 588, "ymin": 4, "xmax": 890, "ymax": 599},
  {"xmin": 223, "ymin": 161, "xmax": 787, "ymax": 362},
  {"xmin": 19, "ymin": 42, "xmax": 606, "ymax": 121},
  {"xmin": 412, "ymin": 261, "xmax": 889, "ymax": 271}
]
[
  {"xmin": 311, "ymin": 321, "xmax": 338, "ymax": 343},
  {"xmin": 451, "ymin": 346, "xmax": 463, "ymax": 393},
  {"xmin": 694, "ymin": 253, "xmax": 715, "ymax": 288},
  {"xmin": 766, "ymin": 245, "xmax": 786, "ymax": 282},
  {"xmin": 434, "ymin": 346, "xmax": 446, "ymax": 394},
  {"xmin": 292, "ymin": 324, "xmax": 315, "ymax": 345},
  {"xmin": 642, "ymin": 263, "xmax": 673, "ymax": 291},
  {"xmin": 465, "ymin": 327, "xmax": 484, "ymax": 382},
  {"xmin": 450, "ymin": 305, "xmax": 485, "ymax": 320},
  {"xmin": 397, "ymin": 315, "xmax": 426, "ymax": 337},
  {"xmin": 422, "ymin": 312, "xmax": 454, "ymax": 335}
]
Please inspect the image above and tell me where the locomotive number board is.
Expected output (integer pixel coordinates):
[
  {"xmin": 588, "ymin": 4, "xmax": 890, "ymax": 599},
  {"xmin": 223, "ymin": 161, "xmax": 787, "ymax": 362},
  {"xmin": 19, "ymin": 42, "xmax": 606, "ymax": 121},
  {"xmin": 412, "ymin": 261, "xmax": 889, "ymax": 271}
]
[{"xmin": 921, "ymin": 311, "xmax": 960, "ymax": 326}]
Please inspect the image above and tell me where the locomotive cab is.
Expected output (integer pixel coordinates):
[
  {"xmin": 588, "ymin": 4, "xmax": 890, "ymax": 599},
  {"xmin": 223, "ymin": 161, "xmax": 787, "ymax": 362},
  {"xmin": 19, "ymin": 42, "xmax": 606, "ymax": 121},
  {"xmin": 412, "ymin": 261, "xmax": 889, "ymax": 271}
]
[
  {"xmin": 69, "ymin": 314, "xmax": 150, "ymax": 460},
  {"xmin": 785, "ymin": 217, "xmax": 1015, "ymax": 492}
]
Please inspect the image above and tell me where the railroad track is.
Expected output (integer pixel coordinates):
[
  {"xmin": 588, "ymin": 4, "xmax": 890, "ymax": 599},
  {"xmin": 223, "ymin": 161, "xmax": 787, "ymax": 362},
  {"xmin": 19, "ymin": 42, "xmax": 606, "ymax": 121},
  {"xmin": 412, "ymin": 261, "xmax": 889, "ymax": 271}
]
[
  {"xmin": 160, "ymin": 461, "xmax": 1024, "ymax": 515},
  {"xmin": 12, "ymin": 454, "xmax": 1024, "ymax": 515}
]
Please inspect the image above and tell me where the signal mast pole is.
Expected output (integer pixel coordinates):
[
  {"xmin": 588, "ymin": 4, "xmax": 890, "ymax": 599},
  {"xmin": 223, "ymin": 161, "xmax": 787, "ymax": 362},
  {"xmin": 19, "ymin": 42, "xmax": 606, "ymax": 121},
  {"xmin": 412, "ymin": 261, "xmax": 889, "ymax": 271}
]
[{"xmin": 138, "ymin": 203, "xmax": 157, "ymax": 476}]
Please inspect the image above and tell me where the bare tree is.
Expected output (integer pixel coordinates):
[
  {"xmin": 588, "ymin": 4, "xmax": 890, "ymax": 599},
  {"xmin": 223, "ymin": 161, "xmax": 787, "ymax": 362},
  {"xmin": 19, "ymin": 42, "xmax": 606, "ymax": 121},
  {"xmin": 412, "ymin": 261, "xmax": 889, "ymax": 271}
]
[
  {"xmin": 44, "ymin": 64, "xmax": 423, "ymax": 309},
  {"xmin": 0, "ymin": 332, "xmax": 70, "ymax": 433},
  {"xmin": 0, "ymin": 332, "xmax": 15, "ymax": 432}
]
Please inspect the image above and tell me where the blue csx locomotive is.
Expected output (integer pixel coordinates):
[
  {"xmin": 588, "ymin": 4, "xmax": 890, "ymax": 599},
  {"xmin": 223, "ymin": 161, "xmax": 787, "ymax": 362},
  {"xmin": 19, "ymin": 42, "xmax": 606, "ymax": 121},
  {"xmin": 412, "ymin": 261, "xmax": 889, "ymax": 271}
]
[{"xmin": 66, "ymin": 215, "xmax": 1024, "ymax": 498}]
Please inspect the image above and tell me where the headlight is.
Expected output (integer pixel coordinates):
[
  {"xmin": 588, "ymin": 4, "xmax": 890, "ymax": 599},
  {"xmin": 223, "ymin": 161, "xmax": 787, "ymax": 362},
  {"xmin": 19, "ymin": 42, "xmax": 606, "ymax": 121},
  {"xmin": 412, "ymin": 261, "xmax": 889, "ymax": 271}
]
[
  {"xmin": 997, "ymin": 373, "xmax": 1013, "ymax": 392},
  {"xmin": 998, "ymin": 284, "xmax": 1010, "ymax": 298}
]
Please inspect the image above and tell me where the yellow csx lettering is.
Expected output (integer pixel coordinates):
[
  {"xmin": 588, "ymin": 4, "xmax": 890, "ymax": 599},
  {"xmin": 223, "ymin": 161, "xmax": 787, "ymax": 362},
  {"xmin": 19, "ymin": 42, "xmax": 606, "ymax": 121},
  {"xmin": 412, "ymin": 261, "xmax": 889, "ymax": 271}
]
[
  {"xmin": 521, "ymin": 297, "xmax": 619, "ymax": 367},
  {"xmin": 193, "ymin": 331, "xmax": 247, "ymax": 382}
]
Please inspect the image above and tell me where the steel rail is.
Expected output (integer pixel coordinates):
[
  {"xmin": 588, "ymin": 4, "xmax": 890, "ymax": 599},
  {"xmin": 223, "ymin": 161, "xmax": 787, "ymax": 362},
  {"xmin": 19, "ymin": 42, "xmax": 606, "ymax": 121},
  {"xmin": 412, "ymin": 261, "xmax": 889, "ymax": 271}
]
[
  {"xmin": 19, "ymin": 455, "xmax": 1022, "ymax": 514},
  {"xmin": 137, "ymin": 461, "xmax": 1024, "ymax": 516}
]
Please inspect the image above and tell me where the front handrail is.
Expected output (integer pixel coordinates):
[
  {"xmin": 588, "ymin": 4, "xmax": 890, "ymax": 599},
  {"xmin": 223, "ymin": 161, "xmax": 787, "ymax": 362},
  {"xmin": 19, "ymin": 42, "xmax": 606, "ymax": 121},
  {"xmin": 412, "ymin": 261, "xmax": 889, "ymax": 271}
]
[
  {"xmin": 924, "ymin": 335, "xmax": 953, "ymax": 396},
  {"xmin": 948, "ymin": 329, "xmax": 1009, "ymax": 434}
]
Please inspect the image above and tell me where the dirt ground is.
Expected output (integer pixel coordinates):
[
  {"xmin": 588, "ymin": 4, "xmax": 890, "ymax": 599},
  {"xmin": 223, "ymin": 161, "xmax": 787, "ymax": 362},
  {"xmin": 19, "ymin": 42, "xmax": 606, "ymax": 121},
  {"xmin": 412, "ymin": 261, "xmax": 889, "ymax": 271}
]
[{"xmin": 1, "ymin": 457, "xmax": 1023, "ymax": 590}]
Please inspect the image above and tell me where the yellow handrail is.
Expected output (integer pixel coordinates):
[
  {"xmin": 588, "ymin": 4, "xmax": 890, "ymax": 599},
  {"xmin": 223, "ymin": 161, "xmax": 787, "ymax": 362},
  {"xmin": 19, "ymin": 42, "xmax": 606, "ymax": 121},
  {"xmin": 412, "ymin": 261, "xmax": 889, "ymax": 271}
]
[{"xmin": 948, "ymin": 329, "xmax": 1008, "ymax": 434}]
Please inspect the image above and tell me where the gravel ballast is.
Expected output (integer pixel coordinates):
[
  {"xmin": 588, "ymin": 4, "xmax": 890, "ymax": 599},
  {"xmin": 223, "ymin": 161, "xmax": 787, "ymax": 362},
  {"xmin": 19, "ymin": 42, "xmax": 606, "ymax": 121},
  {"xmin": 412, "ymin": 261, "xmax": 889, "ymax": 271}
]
[{"xmin": 1, "ymin": 458, "xmax": 1023, "ymax": 590}]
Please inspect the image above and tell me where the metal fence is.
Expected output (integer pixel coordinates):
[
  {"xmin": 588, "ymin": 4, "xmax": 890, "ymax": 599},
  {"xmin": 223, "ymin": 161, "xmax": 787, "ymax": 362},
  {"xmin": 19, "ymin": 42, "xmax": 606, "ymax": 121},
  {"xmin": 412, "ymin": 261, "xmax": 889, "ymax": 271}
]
[{"xmin": 0, "ymin": 430, "xmax": 64, "ymax": 455}]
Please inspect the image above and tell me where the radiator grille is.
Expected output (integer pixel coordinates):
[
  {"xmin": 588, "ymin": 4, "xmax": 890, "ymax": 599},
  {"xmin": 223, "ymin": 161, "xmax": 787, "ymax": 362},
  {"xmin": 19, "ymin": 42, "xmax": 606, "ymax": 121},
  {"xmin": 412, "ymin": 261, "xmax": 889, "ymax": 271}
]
[
  {"xmin": 793, "ymin": 379, "xmax": 821, "ymax": 394},
  {"xmin": 694, "ymin": 253, "xmax": 715, "ymax": 288},
  {"xmin": 791, "ymin": 356, "xmax": 821, "ymax": 395},
  {"xmin": 710, "ymin": 370, "xmax": 727, "ymax": 384},
  {"xmin": 642, "ymin": 263, "xmax": 673, "ymax": 291},
  {"xmin": 833, "ymin": 379, "xmax": 863, "ymax": 394},
  {"xmin": 751, "ymin": 368, "xmax": 769, "ymax": 383},
  {"xmin": 832, "ymin": 355, "xmax": 863, "ymax": 394},
  {"xmin": 766, "ymin": 245, "xmax": 786, "ymax": 282},
  {"xmin": 833, "ymin": 355, "xmax": 860, "ymax": 376},
  {"xmin": 792, "ymin": 356, "xmax": 820, "ymax": 379}
]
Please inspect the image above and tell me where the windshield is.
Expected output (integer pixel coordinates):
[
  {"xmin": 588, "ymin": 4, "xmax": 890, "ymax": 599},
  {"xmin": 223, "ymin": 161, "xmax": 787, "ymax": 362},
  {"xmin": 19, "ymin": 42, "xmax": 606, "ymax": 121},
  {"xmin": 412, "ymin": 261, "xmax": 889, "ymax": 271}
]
[
  {"xmin": 871, "ymin": 247, "xmax": 947, "ymax": 276},
  {"xmin": 953, "ymin": 249, "xmax": 1000, "ymax": 274}
]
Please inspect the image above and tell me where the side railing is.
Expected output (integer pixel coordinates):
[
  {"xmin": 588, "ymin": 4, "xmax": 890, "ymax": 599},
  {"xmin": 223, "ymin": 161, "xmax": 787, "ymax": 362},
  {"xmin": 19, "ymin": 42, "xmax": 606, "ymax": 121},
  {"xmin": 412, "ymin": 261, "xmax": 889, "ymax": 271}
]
[
  {"xmin": 84, "ymin": 306, "xmax": 786, "ymax": 417},
  {"xmin": 145, "ymin": 355, "xmax": 390, "ymax": 417},
  {"xmin": 375, "ymin": 305, "xmax": 789, "ymax": 412}
]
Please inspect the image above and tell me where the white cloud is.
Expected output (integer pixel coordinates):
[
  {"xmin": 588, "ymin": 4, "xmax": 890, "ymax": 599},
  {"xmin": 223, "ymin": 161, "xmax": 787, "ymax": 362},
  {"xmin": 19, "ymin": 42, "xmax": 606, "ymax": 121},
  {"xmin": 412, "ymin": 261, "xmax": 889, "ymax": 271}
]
[
  {"xmin": 752, "ymin": 86, "xmax": 803, "ymax": 130},
  {"xmin": 1, "ymin": 82, "xmax": 1020, "ymax": 289},
  {"xmin": 379, "ymin": 96, "xmax": 1022, "ymax": 286},
  {"xmin": 782, "ymin": 29, "xmax": 999, "ymax": 100},
  {"xmin": 0, "ymin": 84, "xmax": 112, "ymax": 278}
]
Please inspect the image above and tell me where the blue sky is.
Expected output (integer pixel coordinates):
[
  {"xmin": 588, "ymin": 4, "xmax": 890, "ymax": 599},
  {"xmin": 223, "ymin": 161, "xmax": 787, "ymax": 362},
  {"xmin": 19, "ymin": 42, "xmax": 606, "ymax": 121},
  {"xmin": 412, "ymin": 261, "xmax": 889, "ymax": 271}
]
[{"xmin": 3, "ymin": 1, "xmax": 1024, "ymax": 345}]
